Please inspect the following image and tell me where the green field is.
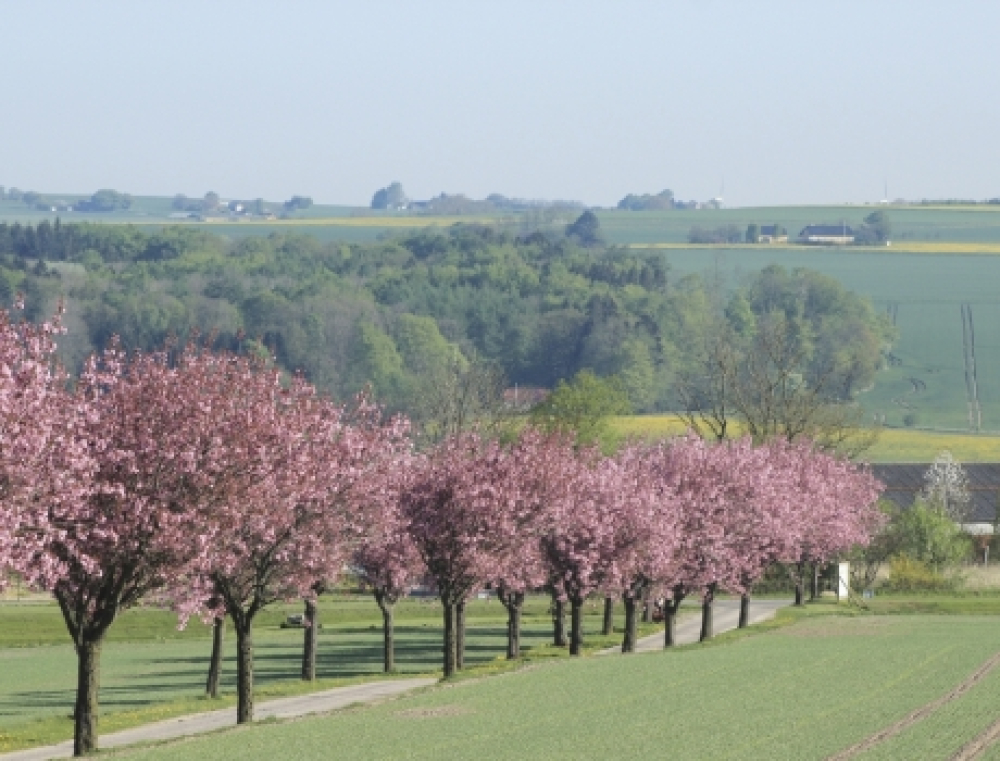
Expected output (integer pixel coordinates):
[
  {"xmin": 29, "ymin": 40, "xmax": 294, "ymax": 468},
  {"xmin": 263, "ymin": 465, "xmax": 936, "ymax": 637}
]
[
  {"xmin": 0, "ymin": 595, "xmax": 645, "ymax": 752},
  {"xmin": 651, "ymin": 246, "xmax": 1000, "ymax": 432},
  {"xmin": 597, "ymin": 205, "xmax": 1000, "ymax": 245},
  {"xmin": 7, "ymin": 198, "xmax": 1000, "ymax": 245},
  {"xmin": 96, "ymin": 610, "xmax": 1000, "ymax": 761}
]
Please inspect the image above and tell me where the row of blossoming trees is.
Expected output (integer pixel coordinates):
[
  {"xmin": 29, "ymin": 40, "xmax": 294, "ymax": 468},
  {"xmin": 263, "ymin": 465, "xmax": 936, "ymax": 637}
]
[{"xmin": 0, "ymin": 306, "xmax": 883, "ymax": 757}]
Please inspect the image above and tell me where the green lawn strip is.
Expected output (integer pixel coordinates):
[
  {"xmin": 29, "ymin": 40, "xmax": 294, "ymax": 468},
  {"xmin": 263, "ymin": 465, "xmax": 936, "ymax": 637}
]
[
  {"xmin": 0, "ymin": 594, "xmax": 557, "ymax": 648},
  {"xmin": 0, "ymin": 606, "xmax": 655, "ymax": 754},
  {"xmin": 97, "ymin": 614, "xmax": 1000, "ymax": 761},
  {"xmin": 864, "ymin": 595, "xmax": 1000, "ymax": 615},
  {"xmin": 0, "ymin": 673, "xmax": 418, "ymax": 754}
]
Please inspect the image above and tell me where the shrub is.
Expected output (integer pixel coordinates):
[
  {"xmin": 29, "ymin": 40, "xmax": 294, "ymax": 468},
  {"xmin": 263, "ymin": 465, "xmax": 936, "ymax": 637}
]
[
  {"xmin": 903, "ymin": 412, "xmax": 919, "ymax": 427},
  {"xmin": 883, "ymin": 556, "xmax": 961, "ymax": 593},
  {"xmin": 894, "ymin": 499, "xmax": 968, "ymax": 568}
]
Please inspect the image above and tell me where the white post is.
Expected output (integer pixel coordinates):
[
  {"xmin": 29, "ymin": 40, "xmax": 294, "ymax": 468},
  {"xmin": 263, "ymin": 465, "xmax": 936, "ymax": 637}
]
[{"xmin": 837, "ymin": 562, "xmax": 850, "ymax": 602}]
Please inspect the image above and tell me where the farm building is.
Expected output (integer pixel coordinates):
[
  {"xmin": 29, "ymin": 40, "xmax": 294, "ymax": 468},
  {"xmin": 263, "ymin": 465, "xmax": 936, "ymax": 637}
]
[
  {"xmin": 758, "ymin": 225, "xmax": 788, "ymax": 243},
  {"xmin": 872, "ymin": 462, "xmax": 1000, "ymax": 535},
  {"xmin": 797, "ymin": 224, "xmax": 855, "ymax": 245}
]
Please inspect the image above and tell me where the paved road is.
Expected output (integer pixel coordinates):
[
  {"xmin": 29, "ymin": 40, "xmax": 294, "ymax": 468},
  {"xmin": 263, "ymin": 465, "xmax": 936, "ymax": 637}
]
[
  {"xmin": 602, "ymin": 598, "xmax": 792, "ymax": 654},
  {"xmin": 2, "ymin": 678, "xmax": 436, "ymax": 761}
]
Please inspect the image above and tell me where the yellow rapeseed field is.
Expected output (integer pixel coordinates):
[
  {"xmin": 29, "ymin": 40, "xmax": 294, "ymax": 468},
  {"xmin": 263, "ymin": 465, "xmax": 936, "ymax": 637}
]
[
  {"xmin": 199, "ymin": 216, "xmax": 496, "ymax": 228},
  {"xmin": 610, "ymin": 415, "xmax": 1000, "ymax": 462}
]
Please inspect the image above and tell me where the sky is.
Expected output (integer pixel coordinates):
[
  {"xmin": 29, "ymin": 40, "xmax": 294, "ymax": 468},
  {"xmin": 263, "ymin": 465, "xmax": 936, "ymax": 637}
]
[{"xmin": 2, "ymin": 1, "xmax": 998, "ymax": 208}]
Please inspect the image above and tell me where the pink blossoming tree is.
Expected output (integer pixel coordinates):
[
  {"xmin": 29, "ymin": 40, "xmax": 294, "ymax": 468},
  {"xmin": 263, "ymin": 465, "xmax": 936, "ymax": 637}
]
[
  {"xmin": 178, "ymin": 359, "xmax": 408, "ymax": 723},
  {"xmin": 401, "ymin": 431, "xmax": 515, "ymax": 676},
  {"xmin": 24, "ymin": 342, "xmax": 226, "ymax": 756}
]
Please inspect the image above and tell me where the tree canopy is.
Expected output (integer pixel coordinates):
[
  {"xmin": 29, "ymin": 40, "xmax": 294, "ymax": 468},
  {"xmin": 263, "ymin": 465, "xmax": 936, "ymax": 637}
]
[{"xmin": 0, "ymin": 220, "xmax": 893, "ymax": 422}]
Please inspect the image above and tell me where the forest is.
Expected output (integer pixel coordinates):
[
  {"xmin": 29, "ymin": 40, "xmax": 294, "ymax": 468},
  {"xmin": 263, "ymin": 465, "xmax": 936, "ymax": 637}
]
[{"xmin": 0, "ymin": 216, "xmax": 895, "ymax": 415}]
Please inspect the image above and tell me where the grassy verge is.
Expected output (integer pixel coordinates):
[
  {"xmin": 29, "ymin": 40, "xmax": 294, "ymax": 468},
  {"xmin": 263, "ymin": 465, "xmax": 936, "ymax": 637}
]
[
  {"xmin": 0, "ymin": 600, "xmax": 663, "ymax": 753},
  {"xmin": 0, "ymin": 672, "xmax": 419, "ymax": 754}
]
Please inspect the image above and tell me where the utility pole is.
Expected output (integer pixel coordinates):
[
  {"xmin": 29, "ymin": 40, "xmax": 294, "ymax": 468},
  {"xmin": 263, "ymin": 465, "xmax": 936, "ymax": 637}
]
[{"xmin": 961, "ymin": 304, "xmax": 982, "ymax": 432}]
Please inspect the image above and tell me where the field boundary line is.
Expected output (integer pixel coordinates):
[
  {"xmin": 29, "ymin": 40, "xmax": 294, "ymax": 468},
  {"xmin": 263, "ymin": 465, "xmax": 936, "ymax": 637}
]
[{"xmin": 826, "ymin": 649, "xmax": 1000, "ymax": 760}]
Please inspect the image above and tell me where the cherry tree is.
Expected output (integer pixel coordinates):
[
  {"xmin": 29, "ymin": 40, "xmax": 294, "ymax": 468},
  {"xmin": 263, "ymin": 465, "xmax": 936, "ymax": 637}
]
[
  {"xmin": 485, "ymin": 429, "xmax": 575, "ymax": 659},
  {"xmin": 179, "ymin": 362, "xmax": 408, "ymax": 724},
  {"xmin": 354, "ymin": 497, "xmax": 422, "ymax": 673},
  {"xmin": 540, "ymin": 446, "xmax": 618, "ymax": 656},
  {"xmin": 401, "ymin": 431, "xmax": 513, "ymax": 676},
  {"xmin": 600, "ymin": 442, "xmax": 680, "ymax": 652},
  {"xmin": 0, "ymin": 301, "xmax": 83, "ymax": 588},
  {"xmin": 778, "ymin": 440, "xmax": 884, "ymax": 605},
  {"xmin": 648, "ymin": 434, "xmax": 736, "ymax": 645},
  {"xmin": 722, "ymin": 438, "xmax": 803, "ymax": 628},
  {"xmin": 24, "ymin": 342, "xmax": 225, "ymax": 756}
]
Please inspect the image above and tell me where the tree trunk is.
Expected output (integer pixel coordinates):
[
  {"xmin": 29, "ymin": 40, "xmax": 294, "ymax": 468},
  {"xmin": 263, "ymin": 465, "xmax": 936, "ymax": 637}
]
[
  {"xmin": 503, "ymin": 591, "xmax": 524, "ymax": 660},
  {"xmin": 205, "ymin": 616, "xmax": 225, "ymax": 698},
  {"xmin": 738, "ymin": 593, "xmax": 750, "ymax": 629},
  {"xmin": 73, "ymin": 635, "xmax": 103, "ymax": 756},
  {"xmin": 602, "ymin": 595, "xmax": 614, "ymax": 636},
  {"xmin": 552, "ymin": 596, "xmax": 568, "ymax": 647},
  {"xmin": 699, "ymin": 584, "xmax": 716, "ymax": 642},
  {"xmin": 456, "ymin": 599, "xmax": 466, "ymax": 671},
  {"xmin": 381, "ymin": 602, "xmax": 395, "ymax": 673},
  {"xmin": 569, "ymin": 596, "xmax": 584, "ymax": 656},
  {"xmin": 664, "ymin": 595, "xmax": 684, "ymax": 648},
  {"xmin": 622, "ymin": 596, "xmax": 637, "ymax": 653},
  {"xmin": 442, "ymin": 601, "xmax": 457, "ymax": 678},
  {"xmin": 301, "ymin": 598, "xmax": 318, "ymax": 681},
  {"xmin": 235, "ymin": 618, "xmax": 254, "ymax": 724},
  {"xmin": 810, "ymin": 562, "xmax": 820, "ymax": 601},
  {"xmin": 641, "ymin": 594, "xmax": 652, "ymax": 624},
  {"xmin": 794, "ymin": 562, "xmax": 805, "ymax": 606}
]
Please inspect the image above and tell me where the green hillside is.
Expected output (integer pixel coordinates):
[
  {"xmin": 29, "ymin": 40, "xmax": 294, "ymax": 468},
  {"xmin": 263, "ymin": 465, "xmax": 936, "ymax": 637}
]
[
  {"xmin": 3, "ymin": 203, "xmax": 1000, "ymax": 432},
  {"xmin": 657, "ymin": 247, "xmax": 1000, "ymax": 431}
]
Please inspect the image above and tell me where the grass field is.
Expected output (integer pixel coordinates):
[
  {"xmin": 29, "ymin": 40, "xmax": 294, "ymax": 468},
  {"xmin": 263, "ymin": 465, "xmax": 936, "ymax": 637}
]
[
  {"xmin": 0, "ymin": 594, "xmax": 655, "ymax": 752},
  {"xmin": 652, "ymin": 246, "xmax": 1000, "ymax": 432},
  {"xmin": 96, "ymin": 609, "xmax": 1000, "ymax": 761},
  {"xmin": 610, "ymin": 415, "xmax": 1000, "ymax": 462},
  {"xmin": 597, "ymin": 205, "xmax": 1000, "ymax": 246},
  {"xmin": 7, "ymin": 197, "xmax": 1000, "ymax": 245}
]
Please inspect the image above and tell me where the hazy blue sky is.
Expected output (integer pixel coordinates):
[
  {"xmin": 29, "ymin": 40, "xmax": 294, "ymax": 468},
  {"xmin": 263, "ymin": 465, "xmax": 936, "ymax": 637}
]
[{"xmin": 3, "ymin": 1, "xmax": 998, "ymax": 207}]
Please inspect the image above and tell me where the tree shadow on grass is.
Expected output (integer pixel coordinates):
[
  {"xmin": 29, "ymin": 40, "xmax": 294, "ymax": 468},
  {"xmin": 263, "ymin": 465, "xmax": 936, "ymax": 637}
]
[{"xmin": 0, "ymin": 623, "xmax": 555, "ymax": 725}]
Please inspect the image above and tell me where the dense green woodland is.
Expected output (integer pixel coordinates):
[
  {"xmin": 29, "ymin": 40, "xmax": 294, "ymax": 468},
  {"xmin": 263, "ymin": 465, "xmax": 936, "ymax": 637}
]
[{"xmin": 0, "ymin": 218, "xmax": 893, "ymax": 413}]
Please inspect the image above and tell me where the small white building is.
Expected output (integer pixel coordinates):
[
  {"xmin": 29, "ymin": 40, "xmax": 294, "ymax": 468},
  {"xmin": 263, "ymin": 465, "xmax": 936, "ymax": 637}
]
[{"xmin": 797, "ymin": 224, "xmax": 855, "ymax": 245}]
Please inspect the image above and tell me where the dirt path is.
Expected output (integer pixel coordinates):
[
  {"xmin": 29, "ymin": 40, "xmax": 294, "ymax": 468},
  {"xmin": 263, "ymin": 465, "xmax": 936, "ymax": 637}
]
[
  {"xmin": 0, "ymin": 678, "xmax": 436, "ymax": 761},
  {"xmin": 950, "ymin": 715, "xmax": 1000, "ymax": 760},
  {"xmin": 826, "ymin": 651, "xmax": 1000, "ymax": 760}
]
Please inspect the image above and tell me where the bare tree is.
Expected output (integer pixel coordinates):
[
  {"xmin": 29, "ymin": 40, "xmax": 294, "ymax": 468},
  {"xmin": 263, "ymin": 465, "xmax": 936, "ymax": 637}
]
[
  {"xmin": 410, "ymin": 355, "xmax": 511, "ymax": 446},
  {"xmin": 677, "ymin": 312, "xmax": 879, "ymax": 457},
  {"xmin": 675, "ymin": 318, "xmax": 738, "ymax": 442}
]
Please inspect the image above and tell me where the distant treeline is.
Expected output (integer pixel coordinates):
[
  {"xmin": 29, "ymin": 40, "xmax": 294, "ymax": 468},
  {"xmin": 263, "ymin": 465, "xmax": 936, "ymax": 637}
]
[{"xmin": 0, "ymin": 216, "xmax": 894, "ymax": 416}]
